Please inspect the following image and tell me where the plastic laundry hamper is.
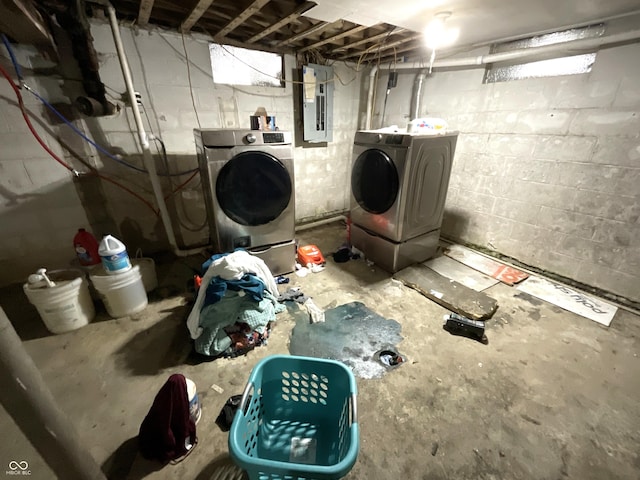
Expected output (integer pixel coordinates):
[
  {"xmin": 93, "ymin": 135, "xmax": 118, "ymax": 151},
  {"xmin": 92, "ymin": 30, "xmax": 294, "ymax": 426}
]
[{"xmin": 229, "ymin": 355, "xmax": 359, "ymax": 480}]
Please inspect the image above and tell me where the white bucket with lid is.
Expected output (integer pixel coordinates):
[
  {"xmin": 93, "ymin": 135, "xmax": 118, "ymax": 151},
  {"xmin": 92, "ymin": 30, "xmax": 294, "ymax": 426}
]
[
  {"xmin": 185, "ymin": 378, "xmax": 201, "ymax": 424},
  {"xmin": 23, "ymin": 269, "xmax": 95, "ymax": 334},
  {"xmin": 90, "ymin": 265, "xmax": 147, "ymax": 318},
  {"xmin": 99, "ymin": 235, "xmax": 131, "ymax": 274}
]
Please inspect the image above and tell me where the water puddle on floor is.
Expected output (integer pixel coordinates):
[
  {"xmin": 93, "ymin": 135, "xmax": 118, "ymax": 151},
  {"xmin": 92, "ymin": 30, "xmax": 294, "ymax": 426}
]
[{"xmin": 289, "ymin": 301, "xmax": 404, "ymax": 379}]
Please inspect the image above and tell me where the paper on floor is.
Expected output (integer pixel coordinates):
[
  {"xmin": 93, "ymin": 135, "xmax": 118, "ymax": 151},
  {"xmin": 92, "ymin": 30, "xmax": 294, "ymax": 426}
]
[{"xmin": 517, "ymin": 276, "xmax": 618, "ymax": 326}]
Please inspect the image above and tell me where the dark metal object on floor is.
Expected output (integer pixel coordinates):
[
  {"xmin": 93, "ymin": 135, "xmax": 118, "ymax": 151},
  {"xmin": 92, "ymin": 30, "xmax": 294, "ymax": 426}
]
[{"xmin": 443, "ymin": 313, "xmax": 488, "ymax": 344}]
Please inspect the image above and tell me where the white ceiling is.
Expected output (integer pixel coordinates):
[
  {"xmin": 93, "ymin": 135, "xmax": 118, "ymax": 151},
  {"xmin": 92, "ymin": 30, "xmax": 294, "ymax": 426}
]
[{"xmin": 303, "ymin": 0, "xmax": 640, "ymax": 48}]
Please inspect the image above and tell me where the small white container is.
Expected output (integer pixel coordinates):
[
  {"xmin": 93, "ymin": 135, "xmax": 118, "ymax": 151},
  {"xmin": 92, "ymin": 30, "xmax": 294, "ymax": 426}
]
[
  {"xmin": 185, "ymin": 378, "xmax": 201, "ymax": 424},
  {"xmin": 99, "ymin": 235, "xmax": 131, "ymax": 274},
  {"xmin": 90, "ymin": 265, "xmax": 147, "ymax": 318},
  {"xmin": 23, "ymin": 269, "xmax": 95, "ymax": 334}
]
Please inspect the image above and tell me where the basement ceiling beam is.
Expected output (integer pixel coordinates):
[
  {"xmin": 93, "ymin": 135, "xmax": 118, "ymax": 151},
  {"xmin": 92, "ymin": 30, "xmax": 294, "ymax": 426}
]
[
  {"xmin": 274, "ymin": 20, "xmax": 331, "ymax": 47},
  {"xmin": 137, "ymin": 0, "xmax": 154, "ymax": 26},
  {"xmin": 333, "ymin": 27, "xmax": 404, "ymax": 53},
  {"xmin": 180, "ymin": 0, "xmax": 216, "ymax": 33},
  {"xmin": 246, "ymin": 1, "xmax": 317, "ymax": 44},
  {"xmin": 340, "ymin": 33, "xmax": 422, "ymax": 59},
  {"xmin": 298, "ymin": 24, "xmax": 370, "ymax": 53},
  {"xmin": 215, "ymin": 0, "xmax": 271, "ymax": 39}
]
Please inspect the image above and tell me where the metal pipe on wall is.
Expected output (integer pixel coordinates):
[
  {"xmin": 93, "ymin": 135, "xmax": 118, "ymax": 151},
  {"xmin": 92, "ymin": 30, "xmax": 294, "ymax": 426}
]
[
  {"xmin": 409, "ymin": 70, "xmax": 427, "ymax": 120},
  {"xmin": 365, "ymin": 28, "xmax": 640, "ymax": 129},
  {"xmin": 107, "ymin": 6, "xmax": 206, "ymax": 257},
  {"xmin": 0, "ymin": 307, "xmax": 107, "ymax": 480}
]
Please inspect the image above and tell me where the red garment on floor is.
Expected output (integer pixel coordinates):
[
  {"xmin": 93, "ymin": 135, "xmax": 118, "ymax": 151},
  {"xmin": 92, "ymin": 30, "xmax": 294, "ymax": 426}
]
[{"xmin": 138, "ymin": 373, "xmax": 197, "ymax": 462}]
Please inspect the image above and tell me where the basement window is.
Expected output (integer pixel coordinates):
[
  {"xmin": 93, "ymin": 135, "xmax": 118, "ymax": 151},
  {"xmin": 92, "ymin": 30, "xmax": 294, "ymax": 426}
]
[
  {"xmin": 484, "ymin": 24, "xmax": 605, "ymax": 83},
  {"xmin": 209, "ymin": 44, "xmax": 284, "ymax": 87}
]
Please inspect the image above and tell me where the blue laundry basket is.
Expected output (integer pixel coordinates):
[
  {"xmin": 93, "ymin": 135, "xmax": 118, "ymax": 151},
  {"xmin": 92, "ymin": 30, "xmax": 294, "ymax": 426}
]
[{"xmin": 229, "ymin": 355, "xmax": 359, "ymax": 480}]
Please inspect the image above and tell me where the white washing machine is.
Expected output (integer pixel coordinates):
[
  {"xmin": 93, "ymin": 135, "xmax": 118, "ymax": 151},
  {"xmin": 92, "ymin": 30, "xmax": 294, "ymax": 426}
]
[
  {"xmin": 194, "ymin": 129, "xmax": 296, "ymax": 275},
  {"xmin": 350, "ymin": 130, "xmax": 458, "ymax": 272}
]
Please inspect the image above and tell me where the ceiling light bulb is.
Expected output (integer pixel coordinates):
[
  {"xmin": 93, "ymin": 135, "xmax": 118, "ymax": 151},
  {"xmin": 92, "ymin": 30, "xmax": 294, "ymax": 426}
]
[{"xmin": 424, "ymin": 11, "xmax": 458, "ymax": 50}]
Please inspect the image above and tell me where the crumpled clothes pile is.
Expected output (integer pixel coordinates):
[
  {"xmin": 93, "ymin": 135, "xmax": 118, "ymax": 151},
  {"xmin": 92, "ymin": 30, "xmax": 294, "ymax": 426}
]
[{"xmin": 186, "ymin": 251, "xmax": 285, "ymax": 357}]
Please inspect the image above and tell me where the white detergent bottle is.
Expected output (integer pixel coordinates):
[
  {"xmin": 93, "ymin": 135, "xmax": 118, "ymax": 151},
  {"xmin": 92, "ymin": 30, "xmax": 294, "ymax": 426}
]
[{"xmin": 99, "ymin": 234, "xmax": 132, "ymax": 274}]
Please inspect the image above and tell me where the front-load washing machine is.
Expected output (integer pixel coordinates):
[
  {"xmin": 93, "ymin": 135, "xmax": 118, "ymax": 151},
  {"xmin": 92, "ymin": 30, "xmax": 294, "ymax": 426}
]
[
  {"xmin": 350, "ymin": 130, "xmax": 458, "ymax": 272},
  {"xmin": 194, "ymin": 129, "xmax": 295, "ymax": 275}
]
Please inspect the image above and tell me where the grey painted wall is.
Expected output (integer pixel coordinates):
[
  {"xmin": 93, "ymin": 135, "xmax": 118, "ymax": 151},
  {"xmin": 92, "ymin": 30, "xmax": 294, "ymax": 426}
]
[
  {"xmin": 0, "ymin": 22, "xmax": 361, "ymax": 286},
  {"xmin": 374, "ymin": 42, "xmax": 640, "ymax": 302}
]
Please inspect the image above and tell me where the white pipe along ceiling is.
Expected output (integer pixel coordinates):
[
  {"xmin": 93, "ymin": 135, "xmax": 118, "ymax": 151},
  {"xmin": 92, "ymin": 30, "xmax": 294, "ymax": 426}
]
[{"xmin": 365, "ymin": 28, "xmax": 640, "ymax": 129}]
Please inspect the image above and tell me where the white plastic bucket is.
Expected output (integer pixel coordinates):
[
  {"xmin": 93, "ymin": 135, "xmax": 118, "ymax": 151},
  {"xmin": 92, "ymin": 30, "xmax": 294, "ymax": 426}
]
[
  {"xmin": 99, "ymin": 235, "xmax": 131, "ymax": 274},
  {"xmin": 185, "ymin": 378, "xmax": 201, "ymax": 424},
  {"xmin": 131, "ymin": 257, "xmax": 158, "ymax": 293},
  {"xmin": 23, "ymin": 270, "xmax": 95, "ymax": 334},
  {"xmin": 90, "ymin": 265, "xmax": 147, "ymax": 318}
]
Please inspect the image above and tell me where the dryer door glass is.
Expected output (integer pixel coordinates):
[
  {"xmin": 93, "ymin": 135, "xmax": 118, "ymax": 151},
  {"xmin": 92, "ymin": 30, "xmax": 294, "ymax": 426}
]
[
  {"xmin": 351, "ymin": 149, "xmax": 399, "ymax": 214},
  {"xmin": 216, "ymin": 151, "xmax": 292, "ymax": 226}
]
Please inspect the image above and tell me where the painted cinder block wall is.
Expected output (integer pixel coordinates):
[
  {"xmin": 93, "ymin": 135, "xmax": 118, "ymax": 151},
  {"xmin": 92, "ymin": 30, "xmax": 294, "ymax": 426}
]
[
  {"xmin": 374, "ymin": 37, "xmax": 640, "ymax": 302},
  {"xmin": 0, "ymin": 22, "xmax": 361, "ymax": 287}
]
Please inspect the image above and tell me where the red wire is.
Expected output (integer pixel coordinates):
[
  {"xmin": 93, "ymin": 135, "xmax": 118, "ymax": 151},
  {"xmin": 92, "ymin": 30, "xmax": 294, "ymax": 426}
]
[
  {"xmin": 164, "ymin": 169, "xmax": 199, "ymax": 201},
  {"xmin": 0, "ymin": 63, "xmax": 160, "ymax": 217},
  {"xmin": 0, "ymin": 63, "xmax": 75, "ymax": 172}
]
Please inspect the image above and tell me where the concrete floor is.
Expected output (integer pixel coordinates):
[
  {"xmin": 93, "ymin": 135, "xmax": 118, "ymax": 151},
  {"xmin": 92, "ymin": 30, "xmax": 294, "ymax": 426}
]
[{"xmin": 1, "ymin": 223, "xmax": 639, "ymax": 480}]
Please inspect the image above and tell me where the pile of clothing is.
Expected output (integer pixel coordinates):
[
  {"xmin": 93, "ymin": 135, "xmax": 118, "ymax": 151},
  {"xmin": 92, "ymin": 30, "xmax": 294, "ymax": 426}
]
[{"xmin": 186, "ymin": 250, "xmax": 285, "ymax": 357}]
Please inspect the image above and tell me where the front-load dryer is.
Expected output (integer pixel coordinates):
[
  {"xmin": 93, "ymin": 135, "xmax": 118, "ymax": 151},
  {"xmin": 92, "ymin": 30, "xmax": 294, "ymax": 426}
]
[
  {"xmin": 195, "ymin": 129, "xmax": 295, "ymax": 274},
  {"xmin": 350, "ymin": 131, "xmax": 458, "ymax": 272}
]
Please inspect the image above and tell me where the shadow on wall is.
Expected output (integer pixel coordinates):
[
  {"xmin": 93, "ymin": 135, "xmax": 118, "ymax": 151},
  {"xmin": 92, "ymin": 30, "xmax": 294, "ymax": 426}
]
[
  {"xmin": 441, "ymin": 208, "xmax": 470, "ymax": 241},
  {"xmin": 114, "ymin": 303, "xmax": 193, "ymax": 376}
]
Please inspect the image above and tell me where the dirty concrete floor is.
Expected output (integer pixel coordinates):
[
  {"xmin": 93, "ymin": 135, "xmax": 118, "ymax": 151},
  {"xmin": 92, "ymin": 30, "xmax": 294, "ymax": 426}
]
[{"xmin": 1, "ymin": 223, "xmax": 639, "ymax": 480}]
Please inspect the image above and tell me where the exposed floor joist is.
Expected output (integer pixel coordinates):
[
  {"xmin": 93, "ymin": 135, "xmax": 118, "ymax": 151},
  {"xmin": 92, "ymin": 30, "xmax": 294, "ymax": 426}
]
[
  {"xmin": 340, "ymin": 33, "xmax": 422, "ymax": 59},
  {"xmin": 214, "ymin": 0, "xmax": 271, "ymax": 39},
  {"xmin": 180, "ymin": 0, "xmax": 216, "ymax": 33},
  {"xmin": 332, "ymin": 28, "xmax": 404, "ymax": 54},
  {"xmin": 136, "ymin": 0, "xmax": 154, "ymax": 26},
  {"xmin": 274, "ymin": 20, "xmax": 331, "ymax": 47},
  {"xmin": 246, "ymin": 1, "xmax": 316, "ymax": 44},
  {"xmin": 298, "ymin": 24, "xmax": 370, "ymax": 53}
]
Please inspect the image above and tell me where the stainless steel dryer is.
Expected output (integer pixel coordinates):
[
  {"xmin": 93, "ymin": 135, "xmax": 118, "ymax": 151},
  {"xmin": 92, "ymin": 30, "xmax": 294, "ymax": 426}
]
[
  {"xmin": 194, "ymin": 129, "xmax": 295, "ymax": 275},
  {"xmin": 350, "ymin": 130, "xmax": 458, "ymax": 272}
]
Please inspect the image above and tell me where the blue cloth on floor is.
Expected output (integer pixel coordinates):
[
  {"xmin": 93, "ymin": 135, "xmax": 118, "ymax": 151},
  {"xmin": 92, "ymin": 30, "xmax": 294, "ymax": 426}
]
[
  {"xmin": 194, "ymin": 290, "xmax": 285, "ymax": 356},
  {"xmin": 202, "ymin": 273, "xmax": 266, "ymax": 309}
]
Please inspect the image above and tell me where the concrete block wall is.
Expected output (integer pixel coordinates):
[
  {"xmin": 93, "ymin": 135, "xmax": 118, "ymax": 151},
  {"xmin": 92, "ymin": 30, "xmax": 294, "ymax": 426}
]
[
  {"xmin": 374, "ymin": 40, "xmax": 640, "ymax": 302},
  {"xmin": 0, "ymin": 22, "xmax": 360, "ymax": 287}
]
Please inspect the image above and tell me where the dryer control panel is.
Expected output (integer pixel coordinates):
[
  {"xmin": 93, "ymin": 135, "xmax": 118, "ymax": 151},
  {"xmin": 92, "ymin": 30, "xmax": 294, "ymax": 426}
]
[{"xmin": 263, "ymin": 132, "xmax": 285, "ymax": 143}]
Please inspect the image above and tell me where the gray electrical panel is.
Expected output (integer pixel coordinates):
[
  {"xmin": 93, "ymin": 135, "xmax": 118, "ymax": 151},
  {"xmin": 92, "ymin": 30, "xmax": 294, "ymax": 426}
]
[{"xmin": 302, "ymin": 64, "xmax": 333, "ymax": 143}]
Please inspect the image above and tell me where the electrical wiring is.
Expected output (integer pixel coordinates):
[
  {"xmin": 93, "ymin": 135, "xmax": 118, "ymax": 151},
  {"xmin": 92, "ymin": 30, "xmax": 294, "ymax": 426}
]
[
  {"xmin": 0, "ymin": 62, "xmax": 160, "ymax": 216},
  {"xmin": 3, "ymin": 36, "xmax": 196, "ymax": 177},
  {"xmin": 181, "ymin": 31, "xmax": 202, "ymax": 129}
]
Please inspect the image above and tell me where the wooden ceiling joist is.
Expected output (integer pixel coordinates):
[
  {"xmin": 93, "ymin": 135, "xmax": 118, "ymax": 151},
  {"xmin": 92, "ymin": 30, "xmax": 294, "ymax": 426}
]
[
  {"xmin": 333, "ymin": 27, "xmax": 404, "ymax": 53},
  {"xmin": 215, "ymin": 0, "xmax": 272, "ymax": 39},
  {"xmin": 298, "ymin": 24, "xmax": 370, "ymax": 53},
  {"xmin": 246, "ymin": 1, "xmax": 316, "ymax": 44},
  {"xmin": 340, "ymin": 33, "xmax": 422, "ymax": 59},
  {"xmin": 180, "ymin": 0, "xmax": 216, "ymax": 33},
  {"xmin": 274, "ymin": 21, "xmax": 331, "ymax": 47},
  {"xmin": 137, "ymin": 0, "xmax": 155, "ymax": 26}
]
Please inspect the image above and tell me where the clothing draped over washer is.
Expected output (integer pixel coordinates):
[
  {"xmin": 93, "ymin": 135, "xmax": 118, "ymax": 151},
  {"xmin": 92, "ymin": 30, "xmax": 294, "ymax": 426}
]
[{"xmin": 187, "ymin": 251, "xmax": 284, "ymax": 357}]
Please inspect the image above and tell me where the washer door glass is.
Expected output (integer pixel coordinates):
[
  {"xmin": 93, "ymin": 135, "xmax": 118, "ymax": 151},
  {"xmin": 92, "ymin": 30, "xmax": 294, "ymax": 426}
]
[
  {"xmin": 351, "ymin": 149, "xmax": 399, "ymax": 214},
  {"xmin": 216, "ymin": 151, "xmax": 292, "ymax": 226}
]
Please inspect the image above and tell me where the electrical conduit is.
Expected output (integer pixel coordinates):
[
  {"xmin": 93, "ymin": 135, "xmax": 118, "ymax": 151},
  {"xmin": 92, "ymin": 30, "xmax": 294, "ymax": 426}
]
[
  {"xmin": 365, "ymin": 28, "xmax": 640, "ymax": 129},
  {"xmin": 107, "ymin": 6, "xmax": 206, "ymax": 256}
]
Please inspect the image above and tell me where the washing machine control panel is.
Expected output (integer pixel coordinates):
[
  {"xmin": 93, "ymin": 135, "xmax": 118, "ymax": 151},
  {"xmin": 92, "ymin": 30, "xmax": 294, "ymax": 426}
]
[
  {"xmin": 245, "ymin": 133, "xmax": 257, "ymax": 143},
  {"xmin": 263, "ymin": 132, "xmax": 285, "ymax": 144}
]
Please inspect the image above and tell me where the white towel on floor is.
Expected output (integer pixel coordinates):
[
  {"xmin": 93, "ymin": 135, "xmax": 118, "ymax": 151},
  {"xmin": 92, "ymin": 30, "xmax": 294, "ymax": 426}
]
[{"xmin": 186, "ymin": 251, "xmax": 279, "ymax": 339}]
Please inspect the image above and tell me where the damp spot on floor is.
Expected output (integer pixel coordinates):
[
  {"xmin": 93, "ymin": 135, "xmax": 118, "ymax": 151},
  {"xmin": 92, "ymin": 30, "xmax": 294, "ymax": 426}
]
[
  {"xmin": 515, "ymin": 292, "xmax": 544, "ymax": 306},
  {"xmin": 289, "ymin": 301, "xmax": 404, "ymax": 379},
  {"xmin": 529, "ymin": 309, "xmax": 541, "ymax": 321}
]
